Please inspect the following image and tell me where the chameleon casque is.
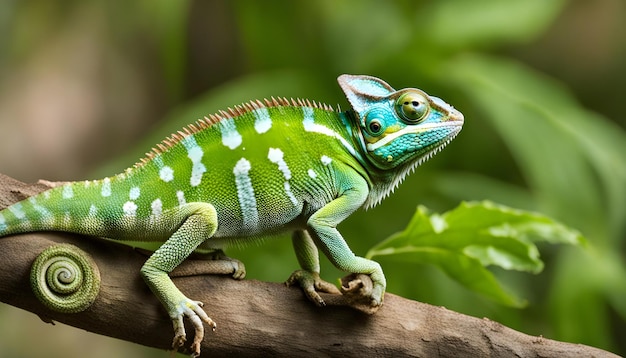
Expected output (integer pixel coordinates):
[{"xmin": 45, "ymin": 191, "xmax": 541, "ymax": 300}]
[{"xmin": 0, "ymin": 75, "xmax": 463, "ymax": 355}]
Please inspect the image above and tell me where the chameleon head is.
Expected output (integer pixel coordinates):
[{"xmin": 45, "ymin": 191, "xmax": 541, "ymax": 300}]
[{"xmin": 338, "ymin": 74, "xmax": 464, "ymax": 170}]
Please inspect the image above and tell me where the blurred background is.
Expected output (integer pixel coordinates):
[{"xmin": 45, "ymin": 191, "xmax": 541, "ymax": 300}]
[{"xmin": 0, "ymin": 0, "xmax": 624, "ymax": 356}]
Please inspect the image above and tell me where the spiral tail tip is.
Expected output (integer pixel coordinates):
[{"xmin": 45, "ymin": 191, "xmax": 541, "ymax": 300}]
[{"xmin": 30, "ymin": 243, "xmax": 101, "ymax": 313}]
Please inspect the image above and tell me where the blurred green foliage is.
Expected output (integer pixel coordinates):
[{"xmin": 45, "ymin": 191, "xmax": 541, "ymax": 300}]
[{"xmin": 0, "ymin": 0, "xmax": 624, "ymax": 356}]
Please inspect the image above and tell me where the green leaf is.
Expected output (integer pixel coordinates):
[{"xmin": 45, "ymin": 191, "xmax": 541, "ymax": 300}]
[
  {"xmin": 367, "ymin": 201, "xmax": 585, "ymax": 307},
  {"xmin": 381, "ymin": 246, "xmax": 525, "ymax": 307}
]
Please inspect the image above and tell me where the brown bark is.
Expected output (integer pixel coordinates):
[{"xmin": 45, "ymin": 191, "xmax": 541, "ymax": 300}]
[{"xmin": 0, "ymin": 174, "xmax": 618, "ymax": 357}]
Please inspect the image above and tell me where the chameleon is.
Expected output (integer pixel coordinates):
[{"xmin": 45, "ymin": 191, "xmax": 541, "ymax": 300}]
[{"xmin": 0, "ymin": 74, "xmax": 463, "ymax": 356}]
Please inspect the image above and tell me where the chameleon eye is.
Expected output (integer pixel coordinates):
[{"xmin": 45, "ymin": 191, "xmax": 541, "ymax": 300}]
[
  {"xmin": 365, "ymin": 117, "xmax": 385, "ymax": 136},
  {"xmin": 369, "ymin": 120, "xmax": 382, "ymax": 133},
  {"xmin": 396, "ymin": 92, "xmax": 429, "ymax": 123}
]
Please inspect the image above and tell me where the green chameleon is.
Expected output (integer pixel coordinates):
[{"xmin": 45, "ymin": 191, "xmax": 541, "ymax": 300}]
[{"xmin": 0, "ymin": 75, "xmax": 463, "ymax": 355}]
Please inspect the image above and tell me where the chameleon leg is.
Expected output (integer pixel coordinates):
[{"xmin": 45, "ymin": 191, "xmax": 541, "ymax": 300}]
[
  {"xmin": 139, "ymin": 202, "xmax": 219, "ymax": 357},
  {"xmin": 306, "ymin": 185, "xmax": 386, "ymax": 307},
  {"xmin": 286, "ymin": 230, "xmax": 340, "ymax": 306}
]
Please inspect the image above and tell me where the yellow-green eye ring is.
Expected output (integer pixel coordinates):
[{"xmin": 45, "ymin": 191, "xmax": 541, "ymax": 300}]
[{"xmin": 396, "ymin": 92, "xmax": 429, "ymax": 123}]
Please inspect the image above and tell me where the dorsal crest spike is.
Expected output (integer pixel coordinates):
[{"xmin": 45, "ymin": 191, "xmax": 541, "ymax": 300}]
[
  {"xmin": 186, "ymin": 124, "xmax": 198, "ymax": 134},
  {"xmin": 242, "ymin": 102, "xmax": 254, "ymax": 112},
  {"xmin": 197, "ymin": 117, "xmax": 209, "ymax": 129},
  {"xmin": 135, "ymin": 93, "xmax": 339, "ymax": 167},
  {"xmin": 208, "ymin": 113, "xmax": 221, "ymax": 123}
]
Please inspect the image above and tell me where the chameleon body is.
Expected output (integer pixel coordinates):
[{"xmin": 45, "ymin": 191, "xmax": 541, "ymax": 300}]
[{"xmin": 0, "ymin": 75, "xmax": 463, "ymax": 356}]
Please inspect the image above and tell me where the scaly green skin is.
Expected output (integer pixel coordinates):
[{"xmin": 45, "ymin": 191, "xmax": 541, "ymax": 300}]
[{"xmin": 0, "ymin": 75, "xmax": 463, "ymax": 356}]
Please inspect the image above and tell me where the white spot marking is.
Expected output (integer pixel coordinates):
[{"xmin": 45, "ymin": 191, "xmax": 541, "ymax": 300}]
[
  {"xmin": 43, "ymin": 191, "xmax": 51, "ymax": 200},
  {"xmin": 321, "ymin": 155, "xmax": 332, "ymax": 165},
  {"xmin": 283, "ymin": 182, "xmax": 298, "ymax": 206},
  {"xmin": 34, "ymin": 204, "xmax": 52, "ymax": 219},
  {"xmin": 233, "ymin": 158, "xmax": 258, "ymax": 231},
  {"xmin": 267, "ymin": 148, "xmax": 298, "ymax": 206},
  {"xmin": 63, "ymin": 212, "xmax": 71, "ymax": 226},
  {"xmin": 307, "ymin": 169, "xmax": 317, "ymax": 179},
  {"xmin": 123, "ymin": 201, "xmax": 137, "ymax": 217},
  {"xmin": 182, "ymin": 135, "xmax": 207, "ymax": 187},
  {"xmin": 30, "ymin": 197, "xmax": 52, "ymax": 222},
  {"xmin": 8, "ymin": 203, "xmax": 26, "ymax": 220},
  {"xmin": 151, "ymin": 199, "xmax": 163, "ymax": 219},
  {"xmin": 302, "ymin": 107, "xmax": 359, "ymax": 158},
  {"xmin": 101, "ymin": 178, "xmax": 112, "ymax": 197},
  {"xmin": 62, "ymin": 184, "xmax": 74, "ymax": 199},
  {"xmin": 187, "ymin": 146, "xmax": 203, "ymax": 162},
  {"xmin": 0, "ymin": 214, "xmax": 6, "ymax": 231},
  {"xmin": 267, "ymin": 148, "xmax": 291, "ymax": 179},
  {"xmin": 220, "ymin": 118, "xmax": 242, "ymax": 149},
  {"xmin": 159, "ymin": 166, "xmax": 174, "ymax": 182},
  {"xmin": 89, "ymin": 205, "xmax": 98, "ymax": 217},
  {"xmin": 129, "ymin": 187, "xmax": 141, "ymax": 200},
  {"xmin": 176, "ymin": 191, "xmax": 187, "ymax": 206},
  {"xmin": 254, "ymin": 107, "xmax": 272, "ymax": 134}
]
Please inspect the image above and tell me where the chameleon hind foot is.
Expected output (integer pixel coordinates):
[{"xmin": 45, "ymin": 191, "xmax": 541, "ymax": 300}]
[
  {"xmin": 204, "ymin": 250, "xmax": 246, "ymax": 280},
  {"xmin": 170, "ymin": 298, "xmax": 216, "ymax": 357},
  {"xmin": 174, "ymin": 250, "xmax": 247, "ymax": 280}
]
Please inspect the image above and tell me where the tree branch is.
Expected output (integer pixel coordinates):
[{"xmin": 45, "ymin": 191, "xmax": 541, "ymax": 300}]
[{"xmin": 0, "ymin": 174, "xmax": 618, "ymax": 357}]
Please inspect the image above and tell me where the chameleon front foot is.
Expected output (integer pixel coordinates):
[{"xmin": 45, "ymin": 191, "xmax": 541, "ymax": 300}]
[
  {"xmin": 338, "ymin": 273, "xmax": 384, "ymax": 314},
  {"xmin": 286, "ymin": 270, "xmax": 341, "ymax": 306},
  {"xmin": 170, "ymin": 298, "xmax": 216, "ymax": 357}
]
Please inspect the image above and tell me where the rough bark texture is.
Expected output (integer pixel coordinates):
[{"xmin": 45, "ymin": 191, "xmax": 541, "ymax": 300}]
[{"xmin": 0, "ymin": 174, "xmax": 619, "ymax": 357}]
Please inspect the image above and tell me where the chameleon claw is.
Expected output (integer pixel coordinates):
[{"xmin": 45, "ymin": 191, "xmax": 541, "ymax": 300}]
[{"xmin": 171, "ymin": 315, "xmax": 187, "ymax": 349}]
